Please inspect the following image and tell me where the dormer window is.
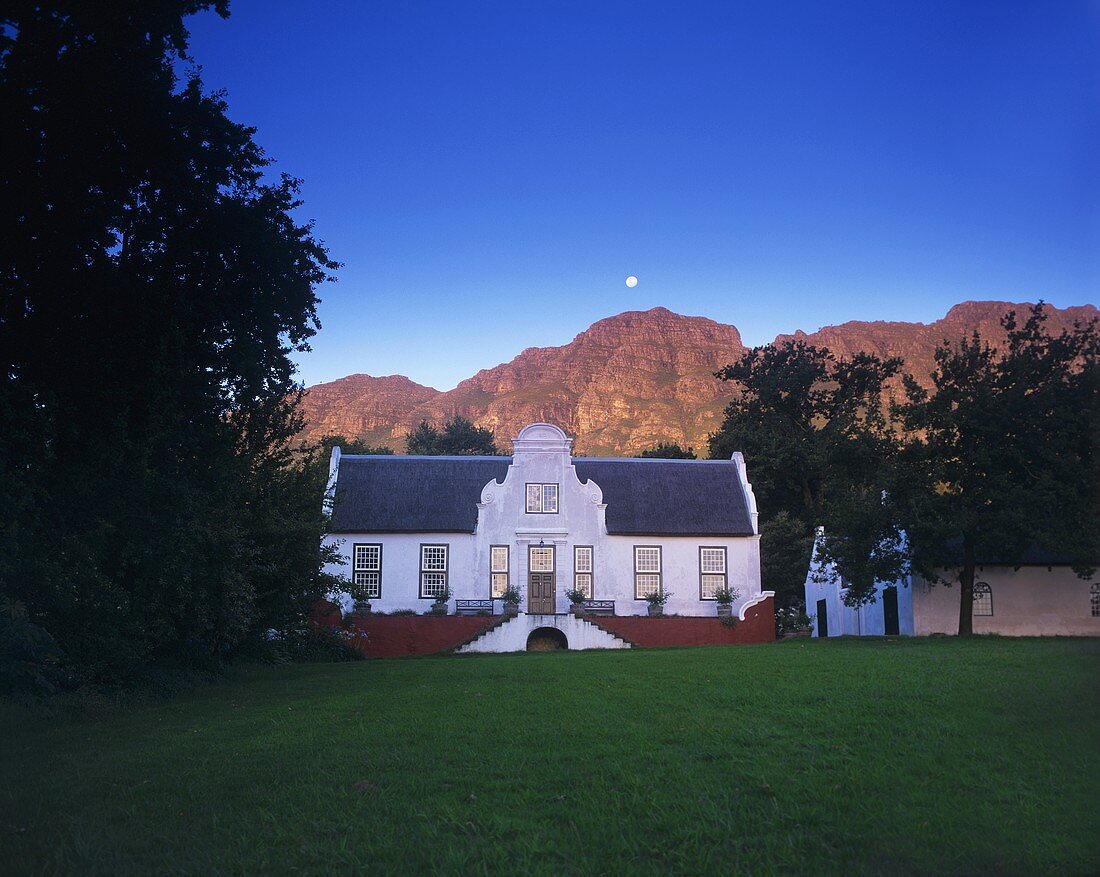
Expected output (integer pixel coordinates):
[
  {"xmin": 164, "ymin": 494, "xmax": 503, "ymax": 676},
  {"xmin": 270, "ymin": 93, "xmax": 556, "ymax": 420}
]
[{"xmin": 525, "ymin": 483, "xmax": 559, "ymax": 514}]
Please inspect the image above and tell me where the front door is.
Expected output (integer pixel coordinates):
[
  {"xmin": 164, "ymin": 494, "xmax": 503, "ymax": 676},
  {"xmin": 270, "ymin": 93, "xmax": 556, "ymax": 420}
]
[{"xmin": 528, "ymin": 546, "xmax": 555, "ymax": 614}]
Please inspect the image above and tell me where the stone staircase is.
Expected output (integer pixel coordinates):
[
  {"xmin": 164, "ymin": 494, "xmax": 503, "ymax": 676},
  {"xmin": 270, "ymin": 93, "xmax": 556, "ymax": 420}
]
[{"xmin": 455, "ymin": 613, "xmax": 632, "ymax": 653}]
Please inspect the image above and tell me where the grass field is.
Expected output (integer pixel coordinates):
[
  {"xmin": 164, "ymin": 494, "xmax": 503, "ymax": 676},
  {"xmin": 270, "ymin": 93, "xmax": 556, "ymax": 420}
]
[{"xmin": 2, "ymin": 638, "xmax": 1098, "ymax": 876}]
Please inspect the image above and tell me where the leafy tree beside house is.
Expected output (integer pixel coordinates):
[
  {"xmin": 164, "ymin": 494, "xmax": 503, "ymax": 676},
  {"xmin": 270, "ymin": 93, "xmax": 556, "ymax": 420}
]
[
  {"xmin": 0, "ymin": 2, "xmax": 339, "ymax": 686},
  {"xmin": 709, "ymin": 342, "xmax": 904, "ymax": 613},
  {"xmin": 893, "ymin": 304, "xmax": 1099, "ymax": 635}
]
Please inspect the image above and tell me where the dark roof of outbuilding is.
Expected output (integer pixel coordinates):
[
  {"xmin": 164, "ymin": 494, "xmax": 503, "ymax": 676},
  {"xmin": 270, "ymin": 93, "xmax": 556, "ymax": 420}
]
[
  {"xmin": 329, "ymin": 456, "xmax": 511, "ymax": 533},
  {"xmin": 573, "ymin": 459, "xmax": 755, "ymax": 536},
  {"xmin": 328, "ymin": 454, "xmax": 755, "ymax": 536}
]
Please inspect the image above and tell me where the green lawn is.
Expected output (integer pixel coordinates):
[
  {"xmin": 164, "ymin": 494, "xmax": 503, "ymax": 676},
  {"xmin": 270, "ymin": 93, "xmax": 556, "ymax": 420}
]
[{"xmin": 2, "ymin": 638, "xmax": 1098, "ymax": 876}]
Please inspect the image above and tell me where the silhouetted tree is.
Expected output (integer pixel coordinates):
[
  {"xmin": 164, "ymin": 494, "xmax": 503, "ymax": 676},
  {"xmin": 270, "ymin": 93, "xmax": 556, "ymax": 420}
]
[
  {"xmin": 636, "ymin": 443, "xmax": 696, "ymax": 459},
  {"xmin": 406, "ymin": 416, "xmax": 499, "ymax": 456},
  {"xmin": 0, "ymin": 2, "xmax": 338, "ymax": 683},
  {"xmin": 709, "ymin": 342, "xmax": 903, "ymax": 611}
]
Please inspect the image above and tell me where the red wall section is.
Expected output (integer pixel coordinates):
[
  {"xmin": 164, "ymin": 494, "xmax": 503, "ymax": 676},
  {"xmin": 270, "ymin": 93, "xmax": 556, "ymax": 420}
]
[
  {"xmin": 348, "ymin": 616, "xmax": 499, "ymax": 657},
  {"xmin": 589, "ymin": 595, "xmax": 775, "ymax": 647}
]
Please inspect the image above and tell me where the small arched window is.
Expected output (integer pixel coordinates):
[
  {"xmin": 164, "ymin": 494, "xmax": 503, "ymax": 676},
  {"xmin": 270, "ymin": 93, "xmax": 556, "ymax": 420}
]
[
  {"xmin": 1091, "ymin": 583, "xmax": 1100, "ymax": 618},
  {"xmin": 972, "ymin": 582, "xmax": 993, "ymax": 617}
]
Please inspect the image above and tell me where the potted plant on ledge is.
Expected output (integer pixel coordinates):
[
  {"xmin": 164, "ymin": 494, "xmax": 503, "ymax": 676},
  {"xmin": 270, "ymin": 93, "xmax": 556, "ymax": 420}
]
[
  {"xmin": 714, "ymin": 585, "xmax": 740, "ymax": 619},
  {"xmin": 501, "ymin": 585, "xmax": 521, "ymax": 617},
  {"xmin": 429, "ymin": 585, "xmax": 452, "ymax": 616},
  {"xmin": 643, "ymin": 590, "xmax": 672, "ymax": 617},
  {"xmin": 565, "ymin": 586, "xmax": 588, "ymax": 616}
]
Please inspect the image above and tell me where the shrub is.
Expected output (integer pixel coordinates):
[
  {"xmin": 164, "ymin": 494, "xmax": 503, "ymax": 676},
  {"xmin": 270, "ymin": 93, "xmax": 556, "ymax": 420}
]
[
  {"xmin": 248, "ymin": 624, "xmax": 365, "ymax": 664},
  {"xmin": 0, "ymin": 599, "xmax": 63, "ymax": 696}
]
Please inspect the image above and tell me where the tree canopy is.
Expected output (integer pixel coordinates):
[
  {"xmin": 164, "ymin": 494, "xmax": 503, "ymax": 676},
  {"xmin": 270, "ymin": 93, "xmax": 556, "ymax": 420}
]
[
  {"xmin": 405, "ymin": 416, "xmax": 500, "ymax": 456},
  {"xmin": 0, "ymin": 2, "xmax": 339, "ymax": 685},
  {"xmin": 709, "ymin": 341, "xmax": 903, "ymax": 611},
  {"xmin": 636, "ymin": 443, "xmax": 697, "ymax": 459}
]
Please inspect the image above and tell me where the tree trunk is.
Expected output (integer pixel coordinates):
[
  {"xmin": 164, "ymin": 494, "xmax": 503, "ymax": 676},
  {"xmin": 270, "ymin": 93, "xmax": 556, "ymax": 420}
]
[{"xmin": 957, "ymin": 535, "xmax": 975, "ymax": 636}]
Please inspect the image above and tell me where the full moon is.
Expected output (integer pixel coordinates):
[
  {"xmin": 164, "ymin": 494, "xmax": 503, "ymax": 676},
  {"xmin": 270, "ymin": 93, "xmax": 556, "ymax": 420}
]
[{"xmin": 625, "ymin": 275, "xmax": 638, "ymax": 288}]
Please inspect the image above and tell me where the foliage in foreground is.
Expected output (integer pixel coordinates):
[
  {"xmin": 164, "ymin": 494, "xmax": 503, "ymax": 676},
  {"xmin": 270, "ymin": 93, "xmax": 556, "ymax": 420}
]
[
  {"xmin": 405, "ymin": 415, "xmax": 502, "ymax": 455},
  {"xmin": 1, "ymin": 639, "xmax": 1096, "ymax": 876},
  {"xmin": 0, "ymin": 2, "xmax": 339, "ymax": 687}
]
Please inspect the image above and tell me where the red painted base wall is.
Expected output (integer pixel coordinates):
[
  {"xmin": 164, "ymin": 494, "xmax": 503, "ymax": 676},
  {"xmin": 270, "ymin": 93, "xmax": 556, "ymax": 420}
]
[
  {"xmin": 309, "ymin": 602, "xmax": 499, "ymax": 658},
  {"xmin": 589, "ymin": 595, "xmax": 776, "ymax": 647}
]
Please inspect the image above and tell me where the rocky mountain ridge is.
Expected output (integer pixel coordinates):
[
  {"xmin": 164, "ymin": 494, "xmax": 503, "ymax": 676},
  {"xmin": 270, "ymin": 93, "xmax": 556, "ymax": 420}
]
[{"xmin": 299, "ymin": 301, "xmax": 1097, "ymax": 455}]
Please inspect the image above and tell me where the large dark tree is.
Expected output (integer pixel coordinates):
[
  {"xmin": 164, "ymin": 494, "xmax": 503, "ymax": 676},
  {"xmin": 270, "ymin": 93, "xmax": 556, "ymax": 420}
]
[
  {"xmin": 0, "ymin": 3, "xmax": 339, "ymax": 682},
  {"xmin": 894, "ymin": 304, "xmax": 1099, "ymax": 635},
  {"xmin": 709, "ymin": 342, "xmax": 903, "ymax": 611}
]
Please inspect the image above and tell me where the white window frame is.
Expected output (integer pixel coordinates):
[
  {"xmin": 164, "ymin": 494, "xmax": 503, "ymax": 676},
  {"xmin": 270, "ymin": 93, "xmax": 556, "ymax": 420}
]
[
  {"xmin": 529, "ymin": 545, "xmax": 555, "ymax": 572},
  {"xmin": 574, "ymin": 545, "xmax": 593, "ymax": 598},
  {"xmin": 490, "ymin": 545, "xmax": 509, "ymax": 598},
  {"xmin": 525, "ymin": 483, "xmax": 559, "ymax": 514},
  {"xmin": 419, "ymin": 543, "xmax": 449, "ymax": 599},
  {"xmin": 353, "ymin": 543, "xmax": 383, "ymax": 599},
  {"xmin": 634, "ymin": 545, "xmax": 662, "ymax": 599},
  {"xmin": 699, "ymin": 546, "xmax": 727, "ymax": 600}
]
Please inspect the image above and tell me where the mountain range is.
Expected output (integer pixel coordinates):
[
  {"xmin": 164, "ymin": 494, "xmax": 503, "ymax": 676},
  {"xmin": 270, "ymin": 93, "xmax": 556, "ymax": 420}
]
[{"xmin": 298, "ymin": 300, "xmax": 1097, "ymax": 456}]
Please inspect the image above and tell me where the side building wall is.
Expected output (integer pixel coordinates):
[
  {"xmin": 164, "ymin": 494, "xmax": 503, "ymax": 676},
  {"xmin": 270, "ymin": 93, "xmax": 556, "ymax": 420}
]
[{"xmin": 912, "ymin": 566, "xmax": 1100, "ymax": 636}]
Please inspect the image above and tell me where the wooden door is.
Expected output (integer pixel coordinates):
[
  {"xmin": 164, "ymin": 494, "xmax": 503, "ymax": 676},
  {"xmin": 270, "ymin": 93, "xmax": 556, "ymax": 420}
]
[
  {"xmin": 882, "ymin": 586, "xmax": 900, "ymax": 635},
  {"xmin": 528, "ymin": 546, "xmax": 555, "ymax": 614}
]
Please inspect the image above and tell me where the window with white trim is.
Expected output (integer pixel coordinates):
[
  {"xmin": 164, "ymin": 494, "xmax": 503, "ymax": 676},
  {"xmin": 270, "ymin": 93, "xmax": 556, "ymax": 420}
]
[
  {"xmin": 420, "ymin": 544, "xmax": 449, "ymax": 598},
  {"xmin": 1090, "ymin": 583, "xmax": 1099, "ymax": 617},
  {"xmin": 972, "ymin": 581, "xmax": 993, "ymax": 616},
  {"xmin": 634, "ymin": 546, "xmax": 662, "ymax": 599},
  {"xmin": 529, "ymin": 546, "xmax": 555, "ymax": 572},
  {"xmin": 574, "ymin": 546, "xmax": 593, "ymax": 598},
  {"xmin": 353, "ymin": 543, "xmax": 382, "ymax": 599},
  {"xmin": 525, "ymin": 483, "xmax": 559, "ymax": 514},
  {"xmin": 699, "ymin": 546, "xmax": 727, "ymax": 600},
  {"xmin": 490, "ymin": 545, "xmax": 509, "ymax": 598}
]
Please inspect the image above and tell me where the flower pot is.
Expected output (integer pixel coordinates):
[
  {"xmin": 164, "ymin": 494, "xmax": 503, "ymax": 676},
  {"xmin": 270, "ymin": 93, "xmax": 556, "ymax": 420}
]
[
  {"xmin": 502, "ymin": 603, "xmax": 519, "ymax": 617},
  {"xmin": 570, "ymin": 602, "xmax": 585, "ymax": 616},
  {"xmin": 353, "ymin": 600, "xmax": 372, "ymax": 616},
  {"xmin": 716, "ymin": 603, "xmax": 732, "ymax": 618},
  {"xmin": 430, "ymin": 601, "xmax": 448, "ymax": 616},
  {"xmin": 783, "ymin": 629, "xmax": 812, "ymax": 638},
  {"xmin": 647, "ymin": 604, "xmax": 663, "ymax": 617}
]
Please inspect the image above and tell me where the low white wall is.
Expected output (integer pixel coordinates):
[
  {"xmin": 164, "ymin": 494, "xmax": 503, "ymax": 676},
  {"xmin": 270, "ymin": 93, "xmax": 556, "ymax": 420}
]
[{"xmin": 458, "ymin": 614, "xmax": 631, "ymax": 653}]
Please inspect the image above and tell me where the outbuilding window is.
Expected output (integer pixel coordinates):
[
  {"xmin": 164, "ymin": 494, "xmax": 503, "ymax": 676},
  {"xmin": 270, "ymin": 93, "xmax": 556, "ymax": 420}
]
[
  {"xmin": 574, "ymin": 546, "xmax": 593, "ymax": 598},
  {"xmin": 699, "ymin": 547, "xmax": 727, "ymax": 599},
  {"xmin": 490, "ymin": 545, "xmax": 509, "ymax": 597},
  {"xmin": 525, "ymin": 483, "xmax": 559, "ymax": 514},
  {"xmin": 353, "ymin": 543, "xmax": 382, "ymax": 599},
  {"xmin": 420, "ymin": 544, "xmax": 449, "ymax": 598},
  {"xmin": 634, "ymin": 546, "xmax": 662, "ymax": 599},
  {"xmin": 972, "ymin": 581, "xmax": 993, "ymax": 616},
  {"xmin": 1091, "ymin": 583, "xmax": 1100, "ymax": 617}
]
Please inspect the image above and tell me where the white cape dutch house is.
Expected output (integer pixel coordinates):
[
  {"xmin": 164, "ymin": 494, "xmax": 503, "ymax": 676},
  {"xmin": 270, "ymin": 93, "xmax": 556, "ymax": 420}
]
[{"xmin": 323, "ymin": 423, "xmax": 770, "ymax": 619}]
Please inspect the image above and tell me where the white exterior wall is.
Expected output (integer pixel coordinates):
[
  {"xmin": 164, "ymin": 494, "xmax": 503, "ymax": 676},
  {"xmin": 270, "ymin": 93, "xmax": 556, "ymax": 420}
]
[
  {"xmin": 323, "ymin": 423, "xmax": 765, "ymax": 617},
  {"xmin": 803, "ymin": 531, "xmax": 915, "ymax": 637}
]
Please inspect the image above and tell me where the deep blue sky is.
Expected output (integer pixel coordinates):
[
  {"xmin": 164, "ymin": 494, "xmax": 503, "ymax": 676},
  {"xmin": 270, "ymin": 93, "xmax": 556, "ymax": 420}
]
[{"xmin": 186, "ymin": 1, "xmax": 1099, "ymax": 390}]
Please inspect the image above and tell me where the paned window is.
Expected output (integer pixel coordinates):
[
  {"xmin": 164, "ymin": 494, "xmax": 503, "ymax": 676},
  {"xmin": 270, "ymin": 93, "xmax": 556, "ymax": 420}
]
[
  {"xmin": 1091, "ymin": 583, "xmax": 1100, "ymax": 617},
  {"xmin": 525, "ymin": 483, "xmax": 559, "ymax": 514},
  {"xmin": 353, "ymin": 543, "xmax": 382, "ymax": 599},
  {"xmin": 574, "ymin": 546, "xmax": 593, "ymax": 598},
  {"xmin": 634, "ymin": 546, "xmax": 662, "ymax": 599},
  {"xmin": 529, "ymin": 546, "xmax": 555, "ymax": 572},
  {"xmin": 490, "ymin": 545, "xmax": 509, "ymax": 598},
  {"xmin": 699, "ymin": 546, "xmax": 727, "ymax": 600},
  {"xmin": 972, "ymin": 581, "xmax": 993, "ymax": 616},
  {"xmin": 420, "ymin": 544, "xmax": 449, "ymax": 598}
]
